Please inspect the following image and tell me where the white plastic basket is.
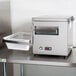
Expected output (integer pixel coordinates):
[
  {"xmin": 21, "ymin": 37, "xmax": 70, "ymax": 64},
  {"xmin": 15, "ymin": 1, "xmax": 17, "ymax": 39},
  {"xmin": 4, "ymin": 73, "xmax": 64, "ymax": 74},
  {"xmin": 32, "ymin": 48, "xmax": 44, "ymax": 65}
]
[{"xmin": 3, "ymin": 32, "xmax": 32, "ymax": 51}]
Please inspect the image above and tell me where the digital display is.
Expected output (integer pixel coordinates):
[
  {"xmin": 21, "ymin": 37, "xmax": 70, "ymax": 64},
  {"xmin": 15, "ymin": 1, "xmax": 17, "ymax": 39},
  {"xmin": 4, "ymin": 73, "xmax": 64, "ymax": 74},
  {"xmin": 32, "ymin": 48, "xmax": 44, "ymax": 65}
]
[{"xmin": 45, "ymin": 47, "xmax": 52, "ymax": 50}]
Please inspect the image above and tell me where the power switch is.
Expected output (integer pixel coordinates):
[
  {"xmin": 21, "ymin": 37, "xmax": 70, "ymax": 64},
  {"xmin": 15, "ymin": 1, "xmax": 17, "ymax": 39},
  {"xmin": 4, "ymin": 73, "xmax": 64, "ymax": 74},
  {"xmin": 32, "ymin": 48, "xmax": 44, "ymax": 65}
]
[{"xmin": 39, "ymin": 46, "xmax": 43, "ymax": 50}]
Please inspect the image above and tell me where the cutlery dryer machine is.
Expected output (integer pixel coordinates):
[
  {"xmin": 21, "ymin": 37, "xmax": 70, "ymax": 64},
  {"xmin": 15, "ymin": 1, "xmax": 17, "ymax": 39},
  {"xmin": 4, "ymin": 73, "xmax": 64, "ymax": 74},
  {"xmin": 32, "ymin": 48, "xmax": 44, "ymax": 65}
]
[{"xmin": 32, "ymin": 16, "xmax": 74, "ymax": 56}]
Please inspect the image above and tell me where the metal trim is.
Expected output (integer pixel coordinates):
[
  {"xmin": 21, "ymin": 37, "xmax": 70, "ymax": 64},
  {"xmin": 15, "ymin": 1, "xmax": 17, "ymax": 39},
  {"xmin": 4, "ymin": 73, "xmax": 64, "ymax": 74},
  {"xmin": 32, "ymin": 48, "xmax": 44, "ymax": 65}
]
[{"xmin": 3, "ymin": 39, "xmax": 30, "ymax": 45}]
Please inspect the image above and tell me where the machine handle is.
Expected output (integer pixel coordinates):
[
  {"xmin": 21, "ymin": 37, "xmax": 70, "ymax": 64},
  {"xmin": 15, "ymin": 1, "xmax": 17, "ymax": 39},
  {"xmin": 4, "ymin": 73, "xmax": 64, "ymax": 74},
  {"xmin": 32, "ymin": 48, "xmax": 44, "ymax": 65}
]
[{"xmin": 3, "ymin": 39, "xmax": 30, "ymax": 45}]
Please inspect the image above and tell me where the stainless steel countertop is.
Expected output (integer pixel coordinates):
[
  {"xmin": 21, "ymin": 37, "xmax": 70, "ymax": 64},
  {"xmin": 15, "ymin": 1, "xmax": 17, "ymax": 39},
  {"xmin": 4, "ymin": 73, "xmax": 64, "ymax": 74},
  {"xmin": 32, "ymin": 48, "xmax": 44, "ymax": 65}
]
[{"xmin": 0, "ymin": 46, "xmax": 76, "ymax": 67}]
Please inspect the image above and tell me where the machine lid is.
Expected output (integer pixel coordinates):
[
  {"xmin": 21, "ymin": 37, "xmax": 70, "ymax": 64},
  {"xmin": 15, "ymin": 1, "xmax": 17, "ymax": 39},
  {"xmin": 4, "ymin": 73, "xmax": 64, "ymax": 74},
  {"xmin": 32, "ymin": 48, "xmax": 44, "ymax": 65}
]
[{"xmin": 32, "ymin": 16, "xmax": 74, "ymax": 22}]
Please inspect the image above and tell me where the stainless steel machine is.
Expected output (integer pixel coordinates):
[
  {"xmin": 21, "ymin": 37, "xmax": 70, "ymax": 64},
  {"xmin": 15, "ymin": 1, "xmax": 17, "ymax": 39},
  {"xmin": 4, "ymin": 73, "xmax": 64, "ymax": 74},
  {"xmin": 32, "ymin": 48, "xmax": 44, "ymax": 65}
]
[{"xmin": 32, "ymin": 16, "xmax": 74, "ymax": 56}]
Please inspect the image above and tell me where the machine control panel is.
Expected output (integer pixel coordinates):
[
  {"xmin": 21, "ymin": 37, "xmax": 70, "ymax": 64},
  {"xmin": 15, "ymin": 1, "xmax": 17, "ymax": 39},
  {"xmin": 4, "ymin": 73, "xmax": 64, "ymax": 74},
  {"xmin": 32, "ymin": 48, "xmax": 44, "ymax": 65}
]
[
  {"xmin": 45, "ymin": 47, "xmax": 52, "ymax": 50},
  {"xmin": 39, "ymin": 46, "xmax": 52, "ymax": 51}
]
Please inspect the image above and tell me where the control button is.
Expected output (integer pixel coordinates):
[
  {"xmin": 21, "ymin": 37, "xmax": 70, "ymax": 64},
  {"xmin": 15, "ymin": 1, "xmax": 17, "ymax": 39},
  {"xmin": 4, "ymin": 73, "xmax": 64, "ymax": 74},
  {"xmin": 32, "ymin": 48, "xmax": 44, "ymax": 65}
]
[
  {"xmin": 39, "ymin": 46, "xmax": 43, "ymax": 50},
  {"xmin": 49, "ymin": 47, "xmax": 52, "ymax": 50}
]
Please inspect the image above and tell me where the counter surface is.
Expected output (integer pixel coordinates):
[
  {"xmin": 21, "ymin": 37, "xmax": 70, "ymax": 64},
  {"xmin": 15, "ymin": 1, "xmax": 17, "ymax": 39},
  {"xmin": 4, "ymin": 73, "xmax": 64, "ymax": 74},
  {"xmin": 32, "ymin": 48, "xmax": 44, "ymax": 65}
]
[{"xmin": 0, "ymin": 47, "xmax": 76, "ymax": 67}]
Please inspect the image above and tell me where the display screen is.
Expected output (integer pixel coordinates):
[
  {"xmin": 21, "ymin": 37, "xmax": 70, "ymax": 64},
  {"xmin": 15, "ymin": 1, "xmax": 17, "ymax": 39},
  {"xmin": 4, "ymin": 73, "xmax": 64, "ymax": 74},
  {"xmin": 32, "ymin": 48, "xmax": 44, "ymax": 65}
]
[{"xmin": 45, "ymin": 47, "xmax": 52, "ymax": 50}]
